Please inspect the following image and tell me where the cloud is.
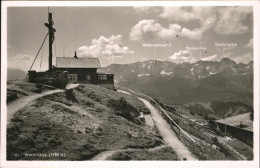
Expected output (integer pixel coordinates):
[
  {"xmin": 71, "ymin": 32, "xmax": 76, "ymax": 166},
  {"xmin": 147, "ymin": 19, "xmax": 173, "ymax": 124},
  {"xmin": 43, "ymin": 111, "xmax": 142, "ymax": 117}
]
[
  {"xmin": 8, "ymin": 54, "xmax": 36, "ymax": 71},
  {"xmin": 159, "ymin": 7, "xmax": 198, "ymax": 22},
  {"xmin": 214, "ymin": 7, "xmax": 252, "ymax": 35},
  {"xmin": 133, "ymin": 7, "xmax": 152, "ymax": 13},
  {"xmin": 245, "ymin": 38, "xmax": 253, "ymax": 48},
  {"xmin": 12, "ymin": 54, "xmax": 33, "ymax": 60},
  {"xmin": 132, "ymin": 7, "xmax": 161, "ymax": 14},
  {"xmin": 130, "ymin": 6, "xmax": 252, "ymax": 41},
  {"xmin": 233, "ymin": 53, "xmax": 253, "ymax": 64},
  {"xmin": 78, "ymin": 35, "xmax": 129, "ymax": 58},
  {"xmin": 130, "ymin": 19, "xmax": 202, "ymax": 41},
  {"xmin": 181, "ymin": 28, "xmax": 203, "ymax": 40},
  {"xmin": 159, "ymin": 7, "xmax": 217, "ymax": 34},
  {"xmin": 220, "ymin": 52, "xmax": 234, "ymax": 59},
  {"xmin": 169, "ymin": 50, "xmax": 191, "ymax": 60},
  {"xmin": 159, "ymin": 6, "xmax": 252, "ymax": 36},
  {"xmin": 130, "ymin": 20, "xmax": 162, "ymax": 41},
  {"xmin": 201, "ymin": 54, "xmax": 218, "ymax": 61}
]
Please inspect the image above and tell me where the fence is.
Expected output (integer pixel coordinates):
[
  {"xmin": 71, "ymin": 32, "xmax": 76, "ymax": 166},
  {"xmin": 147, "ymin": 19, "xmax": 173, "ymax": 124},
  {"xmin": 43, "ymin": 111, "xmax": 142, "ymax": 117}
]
[{"xmin": 119, "ymin": 87, "xmax": 197, "ymax": 151}]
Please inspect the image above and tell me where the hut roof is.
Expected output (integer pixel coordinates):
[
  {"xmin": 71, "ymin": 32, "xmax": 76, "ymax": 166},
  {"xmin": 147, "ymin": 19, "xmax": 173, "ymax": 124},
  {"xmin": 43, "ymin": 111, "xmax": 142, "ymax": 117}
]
[
  {"xmin": 56, "ymin": 57, "xmax": 101, "ymax": 68},
  {"xmin": 216, "ymin": 112, "xmax": 253, "ymax": 132}
]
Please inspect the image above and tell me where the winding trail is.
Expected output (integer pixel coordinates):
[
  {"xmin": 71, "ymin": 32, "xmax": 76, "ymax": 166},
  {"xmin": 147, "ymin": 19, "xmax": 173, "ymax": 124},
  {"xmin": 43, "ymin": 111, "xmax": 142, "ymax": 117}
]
[
  {"xmin": 7, "ymin": 84, "xmax": 79, "ymax": 125},
  {"xmin": 91, "ymin": 145, "xmax": 167, "ymax": 160},
  {"xmin": 117, "ymin": 89, "xmax": 131, "ymax": 95},
  {"xmin": 138, "ymin": 98, "xmax": 197, "ymax": 161}
]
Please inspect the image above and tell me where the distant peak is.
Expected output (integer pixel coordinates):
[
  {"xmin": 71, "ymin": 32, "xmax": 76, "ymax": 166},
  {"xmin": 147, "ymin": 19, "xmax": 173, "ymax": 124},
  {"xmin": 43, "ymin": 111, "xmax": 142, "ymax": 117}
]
[{"xmin": 220, "ymin": 58, "xmax": 236, "ymax": 65}]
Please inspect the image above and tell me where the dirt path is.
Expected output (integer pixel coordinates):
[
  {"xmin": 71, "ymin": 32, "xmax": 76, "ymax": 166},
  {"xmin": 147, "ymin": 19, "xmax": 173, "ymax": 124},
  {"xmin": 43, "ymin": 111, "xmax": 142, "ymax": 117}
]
[
  {"xmin": 7, "ymin": 84, "xmax": 79, "ymax": 125},
  {"xmin": 91, "ymin": 145, "xmax": 167, "ymax": 160},
  {"xmin": 138, "ymin": 98, "xmax": 197, "ymax": 161},
  {"xmin": 117, "ymin": 89, "xmax": 131, "ymax": 95},
  {"xmin": 117, "ymin": 89, "xmax": 155, "ymax": 128},
  {"xmin": 144, "ymin": 114, "xmax": 154, "ymax": 127},
  {"xmin": 91, "ymin": 151, "xmax": 118, "ymax": 160}
]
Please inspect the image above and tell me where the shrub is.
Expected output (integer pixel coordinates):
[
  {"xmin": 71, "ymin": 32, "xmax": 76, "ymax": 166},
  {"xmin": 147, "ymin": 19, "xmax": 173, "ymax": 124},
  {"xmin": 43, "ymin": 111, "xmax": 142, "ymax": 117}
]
[
  {"xmin": 87, "ymin": 91, "xmax": 101, "ymax": 102},
  {"xmin": 212, "ymin": 137, "xmax": 219, "ymax": 146},
  {"xmin": 81, "ymin": 144, "xmax": 104, "ymax": 160},
  {"xmin": 95, "ymin": 108, "xmax": 103, "ymax": 113},
  {"xmin": 66, "ymin": 89, "xmax": 77, "ymax": 102},
  {"xmin": 33, "ymin": 89, "xmax": 42, "ymax": 93},
  {"xmin": 153, "ymin": 99, "xmax": 166, "ymax": 109},
  {"xmin": 210, "ymin": 101, "xmax": 253, "ymax": 118},
  {"xmin": 174, "ymin": 119, "xmax": 179, "ymax": 125},
  {"xmin": 111, "ymin": 152, "xmax": 131, "ymax": 160},
  {"xmin": 107, "ymin": 97, "xmax": 141, "ymax": 124},
  {"xmin": 85, "ymin": 127, "xmax": 92, "ymax": 133},
  {"xmin": 187, "ymin": 104, "xmax": 211, "ymax": 118},
  {"xmin": 7, "ymin": 91, "xmax": 18, "ymax": 103},
  {"xmin": 85, "ymin": 101, "xmax": 94, "ymax": 107}
]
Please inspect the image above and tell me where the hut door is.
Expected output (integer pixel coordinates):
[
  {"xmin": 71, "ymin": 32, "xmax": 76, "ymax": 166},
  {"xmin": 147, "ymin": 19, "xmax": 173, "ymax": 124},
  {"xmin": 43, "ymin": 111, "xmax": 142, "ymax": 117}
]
[{"xmin": 68, "ymin": 74, "xmax": 77, "ymax": 83}]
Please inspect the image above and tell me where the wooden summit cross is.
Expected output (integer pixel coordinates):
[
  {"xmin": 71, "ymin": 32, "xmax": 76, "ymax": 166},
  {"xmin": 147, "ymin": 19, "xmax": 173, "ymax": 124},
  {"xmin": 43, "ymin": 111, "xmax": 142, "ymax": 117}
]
[{"xmin": 44, "ymin": 12, "xmax": 56, "ymax": 71}]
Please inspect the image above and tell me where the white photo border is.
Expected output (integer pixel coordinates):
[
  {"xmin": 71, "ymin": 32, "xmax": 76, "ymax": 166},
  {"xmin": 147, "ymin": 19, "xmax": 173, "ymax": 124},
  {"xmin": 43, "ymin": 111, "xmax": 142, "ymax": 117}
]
[{"xmin": 1, "ymin": 1, "xmax": 259, "ymax": 168}]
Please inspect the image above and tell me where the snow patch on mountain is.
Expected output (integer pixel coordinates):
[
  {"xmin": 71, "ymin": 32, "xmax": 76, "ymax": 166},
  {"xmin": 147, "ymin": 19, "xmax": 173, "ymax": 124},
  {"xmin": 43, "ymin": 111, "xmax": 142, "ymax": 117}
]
[
  {"xmin": 247, "ymin": 65, "xmax": 252, "ymax": 69},
  {"xmin": 138, "ymin": 74, "xmax": 150, "ymax": 77},
  {"xmin": 191, "ymin": 67, "xmax": 195, "ymax": 79},
  {"xmin": 160, "ymin": 70, "xmax": 172, "ymax": 76},
  {"xmin": 206, "ymin": 66, "xmax": 217, "ymax": 75},
  {"xmin": 209, "ymin": 71, "xmax": 217, "ymax": 75}
]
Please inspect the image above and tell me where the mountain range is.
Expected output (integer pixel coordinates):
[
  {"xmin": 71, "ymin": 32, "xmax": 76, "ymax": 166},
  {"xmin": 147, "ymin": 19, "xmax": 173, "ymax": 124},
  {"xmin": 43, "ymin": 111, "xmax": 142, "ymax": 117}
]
[
  {"xmin": 100, "ymin": 58, "xmax": 253, "ymax": 107},
  {"xmin": 7, "ymin": 68, "xmax": 27, "ymax": 81}
]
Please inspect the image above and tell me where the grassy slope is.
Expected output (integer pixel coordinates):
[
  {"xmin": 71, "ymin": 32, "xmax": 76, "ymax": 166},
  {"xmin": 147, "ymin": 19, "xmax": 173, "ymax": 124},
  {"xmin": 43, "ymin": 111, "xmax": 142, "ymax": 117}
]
[
  {"xmin": 108, "ymin": 146, "xmax": 178, "ymax": 160},
  {"xmin": 7, "ymin": 83, "xmax": 177, "ymax": 160},
  {"xmin": 164, "ymin": 107, "xmax": 253, "ymax": 160},
  {"xmin": 172, "ymin": 101, "xmax": 253, "ymax": 120},
  {"xmin": 7, "ymin": 80, "xmax": 56, "ymax": 103}
]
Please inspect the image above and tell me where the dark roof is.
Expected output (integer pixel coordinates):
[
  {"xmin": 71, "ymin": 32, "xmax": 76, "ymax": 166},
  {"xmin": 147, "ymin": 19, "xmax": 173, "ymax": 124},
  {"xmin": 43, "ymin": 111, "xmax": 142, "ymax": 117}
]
[
  {"xmin": 216, "ymin": 112, "xmax": 253, "ymax": 132},
  {"xmin": 56, "ymin": 57, "xmax": 101, "ymax": 68}
]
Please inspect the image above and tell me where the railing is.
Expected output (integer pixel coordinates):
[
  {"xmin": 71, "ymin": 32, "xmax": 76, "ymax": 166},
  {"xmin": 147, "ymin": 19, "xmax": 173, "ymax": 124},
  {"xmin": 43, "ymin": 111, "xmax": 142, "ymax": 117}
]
[{"xmin": 119, "ymin": 87, "xmax": 196, "ymax": 150}]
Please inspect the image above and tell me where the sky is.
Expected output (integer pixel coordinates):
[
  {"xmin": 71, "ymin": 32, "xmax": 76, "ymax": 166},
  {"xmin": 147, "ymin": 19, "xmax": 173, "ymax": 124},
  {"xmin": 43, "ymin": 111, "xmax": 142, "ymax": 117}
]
[{"xmin": 7, "ymin": 6, "xmax": 253, "ymax": 71}]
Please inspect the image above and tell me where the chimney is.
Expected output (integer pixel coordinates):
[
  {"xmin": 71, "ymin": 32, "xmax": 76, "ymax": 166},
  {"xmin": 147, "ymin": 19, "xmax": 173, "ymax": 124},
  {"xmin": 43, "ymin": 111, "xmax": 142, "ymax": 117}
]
[{"xmin": 74, "ymin": 51, "xmax": 78, "ymax": 59}]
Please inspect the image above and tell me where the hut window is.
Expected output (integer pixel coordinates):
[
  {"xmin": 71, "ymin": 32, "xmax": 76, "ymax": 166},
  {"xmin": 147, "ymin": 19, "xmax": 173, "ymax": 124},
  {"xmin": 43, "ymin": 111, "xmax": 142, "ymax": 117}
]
[
  {"xmin": 86, "ymin": 75, "xmax": 92, "ymax": 81},
  {"xmin": 99, "ymin": 75, "xmax": 107, "ymax": 80},
  {"xmin": 68, "ymin": 74, "xmax": 77, "ymax": 82}
]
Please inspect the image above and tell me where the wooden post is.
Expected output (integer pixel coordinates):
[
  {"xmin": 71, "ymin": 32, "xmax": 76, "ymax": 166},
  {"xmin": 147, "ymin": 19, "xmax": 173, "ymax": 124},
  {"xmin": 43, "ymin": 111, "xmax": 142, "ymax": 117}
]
[{"xmin": 49, "ymin": 13, "xmax": 52, "ymax": 71}]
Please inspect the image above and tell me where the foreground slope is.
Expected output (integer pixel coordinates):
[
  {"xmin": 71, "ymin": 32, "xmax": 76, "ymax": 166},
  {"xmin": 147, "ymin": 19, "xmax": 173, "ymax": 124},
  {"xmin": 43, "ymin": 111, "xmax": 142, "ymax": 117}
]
[{"xmin": 7, "ymin": 81, "xmax": 178, "ymax": 160}]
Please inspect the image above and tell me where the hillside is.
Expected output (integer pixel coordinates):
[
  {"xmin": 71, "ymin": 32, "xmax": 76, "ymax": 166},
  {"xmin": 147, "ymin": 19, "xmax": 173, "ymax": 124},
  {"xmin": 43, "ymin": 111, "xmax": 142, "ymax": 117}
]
[
  {"xmin": 7, "ymin": 81, "xmax": 178, "ymax": 160},
  {"xmin": 100, "ymin": 58, "xmax": 253, "ymax": 107},
  {"xmin": 7, "ymin": 68, "xmax": 27, "ymax": 81},
  {"xmin": 6, "ymin": 81, "xmax": 253, "ymax": 161},
  {"xmin": 173, "ymin": 101, "xmax": 253, "ymax": 120}
]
